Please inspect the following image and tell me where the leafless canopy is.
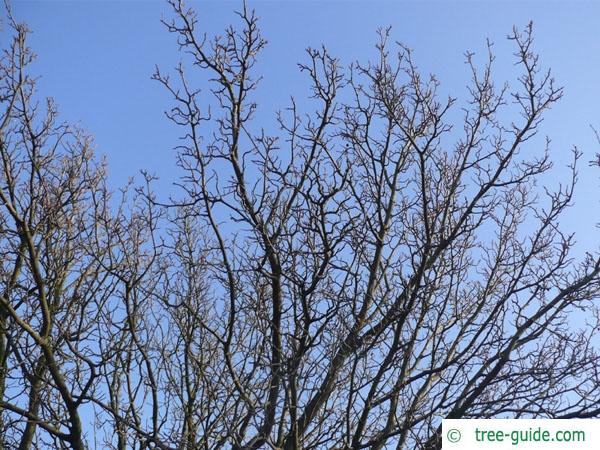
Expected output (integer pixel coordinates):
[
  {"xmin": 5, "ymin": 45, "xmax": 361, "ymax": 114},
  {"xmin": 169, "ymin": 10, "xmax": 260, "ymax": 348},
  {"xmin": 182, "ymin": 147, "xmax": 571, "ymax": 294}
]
[{"xmin": 2, "ymin": 2, "xmax": 600, "ymax": 449}]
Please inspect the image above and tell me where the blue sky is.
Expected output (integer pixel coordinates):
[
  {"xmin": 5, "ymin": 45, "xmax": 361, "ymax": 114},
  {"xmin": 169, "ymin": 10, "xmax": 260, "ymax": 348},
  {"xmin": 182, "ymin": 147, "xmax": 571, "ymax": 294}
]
[
  {"xmin": 7, "ymin": 0, "xmax": 600, "ymax": 252},
  {"xmin": 2, "ymin": 1, "xmax": 600, "ymax": 441}
]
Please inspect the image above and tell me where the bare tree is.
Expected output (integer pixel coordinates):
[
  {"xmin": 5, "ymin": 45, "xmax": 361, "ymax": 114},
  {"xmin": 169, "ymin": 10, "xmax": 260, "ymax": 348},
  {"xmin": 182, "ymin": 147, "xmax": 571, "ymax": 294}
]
[
  {"xmin": 150, "ymin": 2, "xmax": 600, "ymax": 449},
  {"xmin": 0, "ymin": 11, "xmax": 120, "ymax": 449},
  {"xmin": 2, "ymin": 1, "xmax": 600, "ymax": 449}
]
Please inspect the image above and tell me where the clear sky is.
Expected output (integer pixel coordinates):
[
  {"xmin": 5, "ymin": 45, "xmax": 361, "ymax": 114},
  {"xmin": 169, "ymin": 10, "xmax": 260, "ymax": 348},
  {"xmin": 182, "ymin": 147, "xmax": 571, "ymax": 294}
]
[{"xmin": 7, "ymin": 0, "xmax": 600, "ymax": 253}]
